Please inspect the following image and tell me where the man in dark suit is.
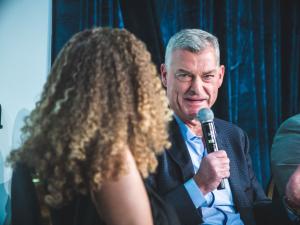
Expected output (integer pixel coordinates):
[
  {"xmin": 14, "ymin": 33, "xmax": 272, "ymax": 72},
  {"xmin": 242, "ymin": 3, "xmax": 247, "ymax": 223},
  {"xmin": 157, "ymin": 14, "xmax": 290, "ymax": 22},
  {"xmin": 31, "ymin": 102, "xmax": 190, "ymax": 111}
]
[
  {"xmin": 271, "ymin": 114, "xmax": 300, "ymax": 223},
  {"xmin": 271, "ymin": 114, "xmax": 300, "ymax": 198},
  {"xmin": 147, "ymin": 29, "xmax": 288, "ymax": 225}
]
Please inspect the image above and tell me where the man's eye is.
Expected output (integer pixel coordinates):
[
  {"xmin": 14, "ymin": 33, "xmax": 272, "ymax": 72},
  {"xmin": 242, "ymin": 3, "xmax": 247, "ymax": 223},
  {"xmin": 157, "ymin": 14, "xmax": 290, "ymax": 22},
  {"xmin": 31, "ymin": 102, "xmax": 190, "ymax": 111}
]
[
  {"xmin": 175, "ymin": 73, "xmax": 193, "ymax": 81},
  {"xmin": 203, "ymin": 74, "xmax": 214, "ymax": 80},
  {"xmin": 178, "ymin": 73, "xmax": 189, "ymax": 77}
]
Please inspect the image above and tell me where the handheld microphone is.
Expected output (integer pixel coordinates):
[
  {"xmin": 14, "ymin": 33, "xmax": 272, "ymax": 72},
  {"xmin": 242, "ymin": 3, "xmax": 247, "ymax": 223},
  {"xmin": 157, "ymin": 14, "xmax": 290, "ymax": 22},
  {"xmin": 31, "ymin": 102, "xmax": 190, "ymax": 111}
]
[{"xmin": 197, "ymin": 108, "xmax": 225, "ymax": 190}]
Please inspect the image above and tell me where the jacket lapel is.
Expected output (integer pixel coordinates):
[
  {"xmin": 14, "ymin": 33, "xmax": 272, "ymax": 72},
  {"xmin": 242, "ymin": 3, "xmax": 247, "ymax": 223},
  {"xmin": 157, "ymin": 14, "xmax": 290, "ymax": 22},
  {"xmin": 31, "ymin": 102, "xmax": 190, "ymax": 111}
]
[{"xmin": 167, "ymin": 119, "xmax": 195, "ymax": 181}]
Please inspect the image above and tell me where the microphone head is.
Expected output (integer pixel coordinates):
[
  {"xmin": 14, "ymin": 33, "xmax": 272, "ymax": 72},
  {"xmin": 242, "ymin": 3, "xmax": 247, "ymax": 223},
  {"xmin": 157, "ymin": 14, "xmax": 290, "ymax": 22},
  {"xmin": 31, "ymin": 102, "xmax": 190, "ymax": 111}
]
[{"xmin": 197, "ymin": 108, "xmax": 214, "ymax": 123}]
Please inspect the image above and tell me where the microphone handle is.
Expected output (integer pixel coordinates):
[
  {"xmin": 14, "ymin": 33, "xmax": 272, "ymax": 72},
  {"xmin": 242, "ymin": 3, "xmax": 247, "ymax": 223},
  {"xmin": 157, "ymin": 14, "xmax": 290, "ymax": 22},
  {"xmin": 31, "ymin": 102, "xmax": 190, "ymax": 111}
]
[{"xmin": 201, "ymin": 121, "xmax": 225, "ymax": 190}]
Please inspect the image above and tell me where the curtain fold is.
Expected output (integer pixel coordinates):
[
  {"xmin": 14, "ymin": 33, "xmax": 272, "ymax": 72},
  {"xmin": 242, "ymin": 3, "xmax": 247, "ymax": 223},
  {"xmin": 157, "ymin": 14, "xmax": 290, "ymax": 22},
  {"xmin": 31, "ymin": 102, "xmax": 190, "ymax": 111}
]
[
  {"xmin": 52, "ymin": 0, "xmax": 300, "ymax": 190},
  {"xmin": 51, "ymin": 0, "xmax": 123, "ymax": 63},
  {"xmin": 119, "ymin": 0, "xmax": 164, "ymax": 67}
]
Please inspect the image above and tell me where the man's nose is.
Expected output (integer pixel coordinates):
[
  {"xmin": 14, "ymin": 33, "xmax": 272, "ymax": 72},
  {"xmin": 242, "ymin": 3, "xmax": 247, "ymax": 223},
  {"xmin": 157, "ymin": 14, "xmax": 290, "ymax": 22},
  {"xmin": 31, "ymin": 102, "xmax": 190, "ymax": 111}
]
[{"xmin": 189, "ymin": 76, "xmax": 204, "ymax": 95}]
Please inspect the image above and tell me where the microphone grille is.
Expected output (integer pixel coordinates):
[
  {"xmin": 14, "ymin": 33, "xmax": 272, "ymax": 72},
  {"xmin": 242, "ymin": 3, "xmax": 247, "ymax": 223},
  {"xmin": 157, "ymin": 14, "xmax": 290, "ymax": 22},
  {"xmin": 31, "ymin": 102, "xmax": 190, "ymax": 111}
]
[{"xmin": 197, "ymin": 108, "xmax": 214, "ymax": 123}]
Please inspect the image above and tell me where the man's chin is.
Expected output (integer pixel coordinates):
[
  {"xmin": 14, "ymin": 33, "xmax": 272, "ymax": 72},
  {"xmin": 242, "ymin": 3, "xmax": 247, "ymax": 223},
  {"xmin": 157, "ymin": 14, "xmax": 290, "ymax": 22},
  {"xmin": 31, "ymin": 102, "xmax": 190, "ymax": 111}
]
[
  {"xmin": 188, "ymin": 108, "xmax": 206, "ymax": 117},
  {"xmin": 186, "ymin": 113, "xmax": 198, "ymax": 121},
  {"xmin": 187, "ymin": 107, "xmax": 210, "ymax": 120}
]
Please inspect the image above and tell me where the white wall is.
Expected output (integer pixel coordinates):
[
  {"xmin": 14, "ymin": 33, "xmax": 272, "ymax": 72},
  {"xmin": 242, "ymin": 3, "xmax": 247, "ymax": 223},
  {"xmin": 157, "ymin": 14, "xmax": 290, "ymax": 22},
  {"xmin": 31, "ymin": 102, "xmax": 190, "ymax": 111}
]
[{"xmin": 0, "ymin": 0, "xmax": 51, "ymax": 223}]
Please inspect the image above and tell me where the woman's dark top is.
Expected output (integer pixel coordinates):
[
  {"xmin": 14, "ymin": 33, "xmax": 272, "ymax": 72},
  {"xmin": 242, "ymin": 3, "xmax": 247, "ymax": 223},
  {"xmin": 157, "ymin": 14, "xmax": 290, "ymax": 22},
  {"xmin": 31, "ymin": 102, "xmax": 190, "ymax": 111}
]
[{"xmin": 11, "ymin": 163, "xmax": 181, "ymax": 225}]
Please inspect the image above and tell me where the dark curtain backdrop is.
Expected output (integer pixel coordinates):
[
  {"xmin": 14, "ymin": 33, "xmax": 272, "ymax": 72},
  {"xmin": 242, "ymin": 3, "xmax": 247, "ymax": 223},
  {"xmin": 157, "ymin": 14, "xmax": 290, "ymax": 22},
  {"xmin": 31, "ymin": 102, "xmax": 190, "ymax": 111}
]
[{"xmin": 52, "ymin": 0, "xmax": 300, "ymax": 190}]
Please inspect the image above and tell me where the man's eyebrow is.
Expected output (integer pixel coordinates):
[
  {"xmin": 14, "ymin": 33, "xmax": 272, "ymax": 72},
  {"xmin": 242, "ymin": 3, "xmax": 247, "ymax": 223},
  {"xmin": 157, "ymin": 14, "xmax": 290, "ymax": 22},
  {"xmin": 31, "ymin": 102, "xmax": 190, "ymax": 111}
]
[
  {"xmin": 175, "ymin": 69, "xmax": 195, "ymax": 75},
  {"xmin": 203, "ymin": 69, "xmax": 217, "ymax": 75}
]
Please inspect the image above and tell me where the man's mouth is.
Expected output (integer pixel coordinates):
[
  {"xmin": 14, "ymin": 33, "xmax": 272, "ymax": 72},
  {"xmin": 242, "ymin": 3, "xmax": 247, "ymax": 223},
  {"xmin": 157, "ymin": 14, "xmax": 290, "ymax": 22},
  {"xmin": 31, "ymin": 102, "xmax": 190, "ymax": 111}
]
[{"xmin": 184, "ymin": 98, "xmax": 208, "ymax": 102}]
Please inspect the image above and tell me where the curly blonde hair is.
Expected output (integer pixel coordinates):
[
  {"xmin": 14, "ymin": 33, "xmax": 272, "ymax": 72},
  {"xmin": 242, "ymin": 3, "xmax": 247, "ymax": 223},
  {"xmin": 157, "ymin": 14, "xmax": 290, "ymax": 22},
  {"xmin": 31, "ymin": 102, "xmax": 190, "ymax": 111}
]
[{"xmin": 9, "ymin": 27, "xmax": 171, "ymax": 208}]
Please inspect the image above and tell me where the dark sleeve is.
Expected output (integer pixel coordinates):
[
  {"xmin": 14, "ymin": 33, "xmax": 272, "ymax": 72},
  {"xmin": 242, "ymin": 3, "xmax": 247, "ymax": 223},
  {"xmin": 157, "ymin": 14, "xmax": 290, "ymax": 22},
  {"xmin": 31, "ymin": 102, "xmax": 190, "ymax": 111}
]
[
  {"xmin": 146, "ymin": 173, "xmax": 201, "ymax": 225},
  {"xmin": 163, "ymin": 184, "xmax": 202, "ymax": 225},
  {"xmin": 145, "ymin": 182, "xmax": 182, "ymax": 225},
  {"xmin": 11, "ymin": 163, "xmax": 42, "ymax": 225},
  {"xmin": 241, "ymin": 131, "xmax": 292, "ymax": 224},
  {"xmin": 242, "ymin": 130, "xmax": 269, "ymax": 203}
]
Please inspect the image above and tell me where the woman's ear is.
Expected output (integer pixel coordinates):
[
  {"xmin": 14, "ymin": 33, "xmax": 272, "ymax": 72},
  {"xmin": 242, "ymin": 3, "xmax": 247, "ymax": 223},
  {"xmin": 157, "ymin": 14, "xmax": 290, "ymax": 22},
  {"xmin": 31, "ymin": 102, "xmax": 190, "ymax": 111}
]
[{"xmin": 160, "ymin": 64, "xmax": 168, "ymax": 88}]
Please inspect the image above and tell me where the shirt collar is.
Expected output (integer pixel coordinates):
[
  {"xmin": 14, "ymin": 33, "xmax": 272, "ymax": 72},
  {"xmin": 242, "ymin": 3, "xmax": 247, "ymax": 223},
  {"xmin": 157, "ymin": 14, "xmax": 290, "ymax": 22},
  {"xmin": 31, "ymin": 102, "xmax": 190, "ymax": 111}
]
[{"xmin": 174, "ymin": 114, "xmax": 199, "ymax": 141}]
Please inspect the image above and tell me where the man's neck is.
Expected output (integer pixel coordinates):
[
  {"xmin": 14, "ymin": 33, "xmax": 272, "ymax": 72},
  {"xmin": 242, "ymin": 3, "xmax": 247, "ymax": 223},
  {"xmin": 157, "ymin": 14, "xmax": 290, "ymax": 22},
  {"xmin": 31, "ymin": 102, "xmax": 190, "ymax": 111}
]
[{"xmin": 182, "ymin": 118, "xmax": 203, "ymax": 137}]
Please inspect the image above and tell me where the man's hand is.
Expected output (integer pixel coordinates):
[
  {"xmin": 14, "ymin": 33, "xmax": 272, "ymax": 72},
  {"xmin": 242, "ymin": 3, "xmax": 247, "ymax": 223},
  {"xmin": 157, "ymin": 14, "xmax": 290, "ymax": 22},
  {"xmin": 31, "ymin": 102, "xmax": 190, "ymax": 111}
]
[
  {"xmin": 193, "ymin": 150, "xmax": 230, "ymax": 195},
  {"xmin": 286, "ymin": 165, "xmax": 300, "ymax": 208}
]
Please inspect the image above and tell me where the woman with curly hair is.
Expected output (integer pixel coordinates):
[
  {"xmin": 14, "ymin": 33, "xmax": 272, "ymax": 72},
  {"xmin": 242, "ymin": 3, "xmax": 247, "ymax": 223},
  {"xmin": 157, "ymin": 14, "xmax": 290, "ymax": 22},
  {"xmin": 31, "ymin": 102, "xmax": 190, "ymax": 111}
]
[{"xmin": 9, "ymin": 27, "xmax": 178, "ymax": 225}]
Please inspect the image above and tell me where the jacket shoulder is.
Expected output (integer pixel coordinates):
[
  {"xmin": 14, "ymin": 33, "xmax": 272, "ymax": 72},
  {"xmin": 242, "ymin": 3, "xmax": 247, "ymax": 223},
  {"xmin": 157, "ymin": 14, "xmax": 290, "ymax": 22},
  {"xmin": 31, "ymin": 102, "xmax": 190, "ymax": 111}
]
[{"xmin": 214, "ymin": 118, "xmax": 245, "ymax": 135}]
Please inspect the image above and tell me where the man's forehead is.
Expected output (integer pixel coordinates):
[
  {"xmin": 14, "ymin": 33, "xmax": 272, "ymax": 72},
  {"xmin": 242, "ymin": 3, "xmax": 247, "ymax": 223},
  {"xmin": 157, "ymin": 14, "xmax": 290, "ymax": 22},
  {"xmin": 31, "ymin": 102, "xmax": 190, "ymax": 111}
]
[{"xmin": 170, "ymin": 49, "xmax": 218, "ymax": 70}]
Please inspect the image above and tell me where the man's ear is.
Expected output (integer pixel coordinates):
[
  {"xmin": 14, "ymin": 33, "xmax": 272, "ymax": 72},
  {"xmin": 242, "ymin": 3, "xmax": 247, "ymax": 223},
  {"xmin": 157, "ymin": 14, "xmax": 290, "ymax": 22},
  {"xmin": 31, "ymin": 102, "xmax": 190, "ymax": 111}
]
[
  {"xmin": 217, "ymin": 65, "xmax": 225, "ymax": 88},
  {"xmin": 161, "ymin": 64, "xmax": 167, "ymax": 88}
]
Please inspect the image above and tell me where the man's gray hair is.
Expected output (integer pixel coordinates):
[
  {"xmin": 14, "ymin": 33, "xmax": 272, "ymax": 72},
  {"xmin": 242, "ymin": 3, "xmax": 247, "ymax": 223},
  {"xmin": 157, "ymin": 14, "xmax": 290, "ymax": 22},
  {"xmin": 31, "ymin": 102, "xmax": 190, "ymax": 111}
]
[{"xmin": 165, "ymin": 29, "xmax": 220, "ymax": 69}]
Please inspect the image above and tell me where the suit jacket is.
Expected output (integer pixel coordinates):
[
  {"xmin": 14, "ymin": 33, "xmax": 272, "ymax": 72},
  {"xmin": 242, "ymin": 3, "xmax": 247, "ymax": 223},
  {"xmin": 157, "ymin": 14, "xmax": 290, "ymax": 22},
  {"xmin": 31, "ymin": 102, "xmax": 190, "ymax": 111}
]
[
  {"xmin": 271, "ymin": 114, "xmax": 300, "ymax": 197},
  {"xmin": 147, "ymin": 118, "xmax": 269, "ymax": 225}
]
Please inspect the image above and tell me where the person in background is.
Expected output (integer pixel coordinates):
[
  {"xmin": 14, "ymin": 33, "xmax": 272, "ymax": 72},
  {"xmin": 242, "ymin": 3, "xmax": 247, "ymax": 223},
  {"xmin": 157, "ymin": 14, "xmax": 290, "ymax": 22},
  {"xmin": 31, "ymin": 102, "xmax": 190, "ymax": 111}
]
[
  {"xmin": 8, "ymin": 27, "xmax": 179, "ymax": 225},
  {"xmin": 271, "ymin": 114, "xmax": 300, "ymax": 224},
  {"xmin": 147, "ymin": 28, "xmax": 290, "ymax": 225},
  {"xmin": 286, "ymin": 165, "xmax": 300, "ymax": 205}
]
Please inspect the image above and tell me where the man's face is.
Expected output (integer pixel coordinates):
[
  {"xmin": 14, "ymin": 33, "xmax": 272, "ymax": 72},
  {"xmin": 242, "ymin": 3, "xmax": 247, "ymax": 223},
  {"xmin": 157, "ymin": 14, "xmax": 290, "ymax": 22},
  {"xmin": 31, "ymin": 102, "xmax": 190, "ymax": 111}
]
[{"xmin": 161, "ymin": 48, "xmax": 225, "ymax": 123}]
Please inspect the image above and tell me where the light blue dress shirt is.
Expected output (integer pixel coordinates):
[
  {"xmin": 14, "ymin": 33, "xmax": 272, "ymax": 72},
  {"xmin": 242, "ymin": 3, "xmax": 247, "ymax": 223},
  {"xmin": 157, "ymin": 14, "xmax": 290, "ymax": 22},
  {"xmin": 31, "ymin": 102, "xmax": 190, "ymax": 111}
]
[{"xmin": 174, "ymin": 116, "xmax": 244, "ymax": 225}]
